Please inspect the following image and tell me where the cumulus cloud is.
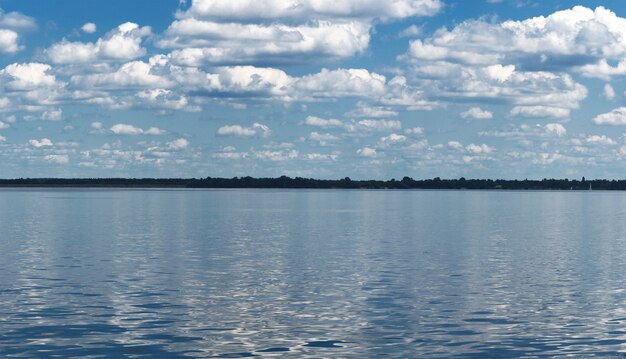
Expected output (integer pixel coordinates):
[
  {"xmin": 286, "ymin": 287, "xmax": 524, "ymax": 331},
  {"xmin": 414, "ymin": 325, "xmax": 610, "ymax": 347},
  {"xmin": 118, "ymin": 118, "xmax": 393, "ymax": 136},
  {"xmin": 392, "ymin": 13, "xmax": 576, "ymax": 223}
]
[
  {"xmin": 448, "ymin": 141, "xmax": 464, "ymax": 151},
  {"xmin": 29, "ymin": 138, "xmax": 53, "ymax": 147},
  {"xmin": 306, "ymin": 152, "xmax": 339, "ymax": 161},
  {"xmin": 0, "ymin": 9, "xmax": 36, "ymax": 31},
  {"xmin": 46, "ymin": 22, "xmax": 152, "ymax": 64},
  {"xmin": 509, "ymin": 106, "xmax": 571, "ymax": 120},
  {"xmin": 378, "ymin": 133, "xmax": 407, "ymax": 147},
  {"xmin": 345, "ymin": 102, "xmax": 398, "ymax": 118},
  {"xmin": 304, "ymin": 116, "xmax": 343, "ymax": 128},
  {"xmin": 400, "ymin": 8, "xmax": 615, "ymax": 114},
  {"xmin": 110, "ymin": 124, "xmax": 143, "ymax": 135},
  {"xmin": 480, "ymin": 123, "xmax": 571, "ymax": 140},
  {"xmin": 162, "ymin": 20, "xmax": 371, "ymax": 65},
  {"xmin": 253, "ymin": 149, "xmax": 298, "ymax": 161},
  {"xmin": 545, "ymin": 123, "xmax": 567, "ymax": 137},
  {"xmin": 70, "ymin": 59, "xmax": 173, "ymax": 90},
  {"xmin": 81, "ymin": 22, "xmax": 97, "ymax": 33},
  {"xmin": 41, "ymin": 108, "xmax": 62, "ymax": 121},
  {"xmin": 449, "ymin": 141, "xmax": 493, "ymax": 154},
  {"xmin": 586, "ymin": 135, "xmax": 616, "ymax": 146},
  {"xmin": 460, "ymin": 107, "xmax": 493, "ymax": 120},
  {"xmin": 466, "ymin": 143, "xmax": 493, "ymax": 154},
  {"xmin": 404, "ymin": 127, "xmax": 424, "ymax": 135},
  {"xmin": 357, "ymin": 147, "xmax": 377, "ymax": 157},
  {"xmin": 135, "ymin": 89, "xmax": 197, "ymax": 112},
  {"xmin": 45, "ymin": 154, "xmax": 69, "ymax": 164},
  {"xmin": 399, "ymin": 24, "xmax": 422, "ymax": 37},
  {"xmin": 308, "ymin": 131, "xmax": 339, "ymax": 145},
  {"xmin": 110, "ymin": 123, "xmax": 165, "ymax": 135},
  {"xmin": 68, "ymin": 58, "xmax": 433, "ymax": 111},
  {"xmin": 404, "ymin": 6, "xmax": 626, "ymax": 77},
  {"xmin": 593, "ymin": 108, "xmax": 626, "ymax": 125},
  {"xmin": 160, "ymin": 0, "xmax": 441, "ymax": 66},
  {"xmin": 217, "ymin": 123, "xmax": 271, "ymax": 138},
  {"xmin": 604, "ymin": 84, "xmax": 616, "ymax": 100},
  {"xmin": 0, "ymin": 97, "xmax": 11, "ymax": 111},
  {"xmin": 0, "ymin": 63, "xmax": 58, "ymax": 91},
  {"xmin": 350, "ymin": 119, "xmax": 402, "ymax": 132},
  {"xmin": 177, "ymin": 0, "xmax": 442, "ymax": 21},
  {"xmin": 0, "ymin": 9, "xmax": 35, "ymax": 54},
  {"xmin": 167, "ymin": 138, "xmax": 189, "ymax": 149},
  {"xmin": 0, "ymin": 29, "xmax": 20, "ymax": 53}
]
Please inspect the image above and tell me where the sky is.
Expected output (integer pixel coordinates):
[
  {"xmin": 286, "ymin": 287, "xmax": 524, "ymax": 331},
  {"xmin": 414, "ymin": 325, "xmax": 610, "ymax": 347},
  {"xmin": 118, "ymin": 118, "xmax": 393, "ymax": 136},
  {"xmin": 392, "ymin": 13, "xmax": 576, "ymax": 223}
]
[{"xmin": 3, "ymin": 1, "xmax": 626, "ymax": 179}]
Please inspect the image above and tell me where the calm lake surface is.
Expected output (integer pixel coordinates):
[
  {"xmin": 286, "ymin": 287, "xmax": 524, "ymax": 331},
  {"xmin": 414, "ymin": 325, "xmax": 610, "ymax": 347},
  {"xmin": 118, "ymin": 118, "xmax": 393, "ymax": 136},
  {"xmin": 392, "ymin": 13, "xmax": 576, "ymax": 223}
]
[{"xmin": 2, "ymin": 189, "xmax": 626, "ymax": 358}]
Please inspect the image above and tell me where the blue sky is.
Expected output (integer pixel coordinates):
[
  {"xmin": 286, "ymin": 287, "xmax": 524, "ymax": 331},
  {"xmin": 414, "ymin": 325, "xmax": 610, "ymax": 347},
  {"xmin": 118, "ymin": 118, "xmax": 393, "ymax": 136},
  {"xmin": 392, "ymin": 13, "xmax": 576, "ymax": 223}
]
[{"xmin": 2, "ymin": 0, "xmax": 626, "ymax": 179}]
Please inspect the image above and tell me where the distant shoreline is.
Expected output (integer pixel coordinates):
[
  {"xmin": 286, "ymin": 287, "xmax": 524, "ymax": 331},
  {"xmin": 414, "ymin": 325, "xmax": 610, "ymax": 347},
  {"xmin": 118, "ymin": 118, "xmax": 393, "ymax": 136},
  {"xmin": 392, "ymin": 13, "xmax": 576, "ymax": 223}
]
[{"xmin": 0, "ymin": 176, "xmax": 619, "ymax": 190}]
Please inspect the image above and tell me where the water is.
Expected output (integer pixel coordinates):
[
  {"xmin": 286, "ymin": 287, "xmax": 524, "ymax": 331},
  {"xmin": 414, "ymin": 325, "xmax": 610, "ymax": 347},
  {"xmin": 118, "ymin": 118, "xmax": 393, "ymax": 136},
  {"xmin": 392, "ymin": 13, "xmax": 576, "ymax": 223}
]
[{"xmin": 1, "ymin": 189, "xmax": 626, "ymax": 357}]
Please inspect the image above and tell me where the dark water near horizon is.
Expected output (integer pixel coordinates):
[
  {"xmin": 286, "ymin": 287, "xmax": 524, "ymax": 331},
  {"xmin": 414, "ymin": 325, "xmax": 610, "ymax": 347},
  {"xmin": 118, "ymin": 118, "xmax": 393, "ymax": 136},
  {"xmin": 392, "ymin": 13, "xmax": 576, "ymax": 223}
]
[{"xmin": 2, "ymin": 189, "xmax": 626, "ymax": 357}]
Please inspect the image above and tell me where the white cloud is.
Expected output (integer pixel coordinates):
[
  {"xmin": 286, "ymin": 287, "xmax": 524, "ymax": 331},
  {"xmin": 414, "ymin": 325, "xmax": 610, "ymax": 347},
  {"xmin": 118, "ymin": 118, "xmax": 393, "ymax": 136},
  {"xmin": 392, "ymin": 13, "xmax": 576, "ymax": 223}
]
[
  {"xmin": 304, "ymin": 116, "xmax": 343, "ymax": 128},
  {"xmin": 67, "ymin": 59, "xmax": 433, "ymax": 110},
  {"xmin": 448, "ymin": 141, "xmax": 464, "ymax": 151},
  {"xmin": 399, "ymin": 24, "xmax": 422, "ymax": 37},
  {"xmin": 41, "ymin": 108, "xmax": 62, "ymax": 121},
  {"xmin": 306, "ymin": 152, "xmax": 339, "ymax": 161},
  {"xmin": 217, "ymin": 123, "xmax": 271, "ymax": 138},
  {"xmin": 178, "ymin": 0, "xmax": 442, "ymax": 21},
  {"xmin": 0, "ymin": 121, "xmax": 8, "ymax": 129},
  {"xmin": 168, "ymin": 138, "xmax": 189, "ymax": 149},
  {"xmin": 350, "ymin": 119, "xmax": 402, "ymax": 132},
  {"xmin": 0, "ymin": 9, "xmax": 35, "ymax": 54},
  {"xmin": 345, "ymin": 102, "xmax": 398, "ymax": 118},
  {"xmin": 0, "ymin": 9, "xmax": 36, "ymax": 31},
  {"xmin": 161, "ymin": 0, "xmax": 441, "ymax": 66},
  {"xmin": 466, "ymin": 143, "xmax": 493, "ymax": 154},
  {"xmin": 379, "ymin": 133, "xmax": 407, "ymax": 147},
  {"xmin": 71, "ymin": 59, "xmax": 173, "ymax": 90},
  {"xmin": 460, "ymin": 107, "xmax": 493, "ymax": 120},
  {"xmin": 91, "ymin": 121, "xmax": 103, "ymax": 130},
  {"xmin": 109, "ymin": 123, "xmax": 166, "ymax": 136},
  {"xmin": 0, "ymin": 97, "xmax": 10, "ymax": 109},
  {"xmin": 135, "ymin": 89, "xmax": 197, "ymax": 111},
  {"xmin": 144, "ymin": 127, "xmax": 166, "ymax": 135},
  {"xmin": 545, "ymin": 123, "xmax": 567, "ymax": 137},
  {"xmin": 509, "ymin": 106, "xmax": 571, "ymax": 120},
  {"xmin": 29, "ymin": 138, "xmax": 53, "ymax": 147},
  {"xmin": 593, "ymin": 107, "xmax": 626, "ymax": 125},
  {"xmin": 0, "ymin": 63, "xmax": 58, "ymax": 91},
  {"xmin": 110, "ymin": 124, "xmax": 144, "ymax": 135},
  {"xmin": 45, "ymin": 154, "xmax": 69, "ymax": 164},
  {"xmin": 81, "ymin": 22, "xmax": 97, "ymax": 34},
  {"xmin": 404, "ymin": 6, "xmax": 626, "ymax": 77},
  {"xmin": 400, "ymin": 8, "xmax": 608, "ymax": 113},
  {"xmin": 46, "ymin": 22, "xmax": 151, "ymax": 64},
  {"xmin": 0, "ymin": 135, "xmax": 5, "ymax": 142},
  {"xmin": 586, "ymin": 135, "xmax": 616, "ymax": 146},
  {"xmin": 309, "ymin": 131, "xmax": 339, "ymax": 145},
  {"xmin": 404, "ymin": 127, "xmax": 424, "ymax": 135},
  {"xmin": 447, "ymin": 141, "xmax": 493, "ymax": 154},
  {"xmin": 253, "ymin": 149, "xmax": 298, "ymax": 161},
  {"xmin": 604, "ymin": 83, "xmax": 616, "ymax": 100},
  {"xmin": 357, "ymin": 147, "xmax": 377, "ymax": 157},
  {"xmin": 162, "ymin": 20, "xmax": 371, "ymax": 65},
  {"xmin": 295, "ymin": 68, "xmax": 386, "ymax": 98},
  {"xmin": 0, "ymin": 29, "xmax": 19, "ymax": 53}
]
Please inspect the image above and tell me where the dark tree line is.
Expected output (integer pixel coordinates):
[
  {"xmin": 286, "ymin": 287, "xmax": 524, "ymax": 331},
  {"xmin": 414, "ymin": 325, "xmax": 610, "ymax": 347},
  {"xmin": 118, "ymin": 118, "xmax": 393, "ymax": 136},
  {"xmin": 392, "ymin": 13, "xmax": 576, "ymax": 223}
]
[{"xmin": 0, "ymin": 176, "xmax": 623, "ymax": 190}]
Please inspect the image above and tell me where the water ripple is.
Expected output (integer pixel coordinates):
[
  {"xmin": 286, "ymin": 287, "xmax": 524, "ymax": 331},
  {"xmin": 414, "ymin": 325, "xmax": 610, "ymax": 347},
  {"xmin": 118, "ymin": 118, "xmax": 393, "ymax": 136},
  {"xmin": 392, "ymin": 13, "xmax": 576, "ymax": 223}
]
[{"xmin": 2, "ymin": 189, "xmax": 626, "ymax": 357}]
